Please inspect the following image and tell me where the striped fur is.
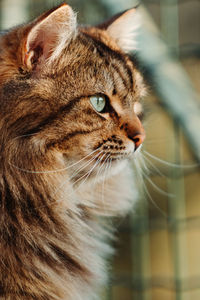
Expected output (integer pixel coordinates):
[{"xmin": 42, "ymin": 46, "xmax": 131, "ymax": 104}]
[{"xmin": 0, "ymin": 4, "xmax": 145, "ymax": 300}]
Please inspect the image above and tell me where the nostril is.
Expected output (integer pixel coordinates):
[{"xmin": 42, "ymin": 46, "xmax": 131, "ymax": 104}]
[
  {"xmin": 132, "ymin": 134, "xmax": 145, "ymax": 152},
  {"xmin": 133, "ymin": 137, "xmax": 140, "ymax": 144}
]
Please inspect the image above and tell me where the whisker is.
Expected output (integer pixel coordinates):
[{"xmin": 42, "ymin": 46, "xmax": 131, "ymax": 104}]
[
  {"xmin": 87, "ymin": 153, "xmax": 110, "ymax": 212},
  {"xmin": 53, "ymin": 150, "xmax": 104, "ymax": 198},
  {"xmin": 141, "ymin": 170, "xmax": 174, "ymax": 198},
  {"xmin": 12, "ymin": 133, "xmax": 37, "ymax": 141},
  {"xmin": 143, "ymin": 180, "xmax": 167, "ymax": 218},
  {"xmin": 142, "ymin": 154, "xmax": 166, "ymax": 177},
  {"xmin": 73, "ymin": 152, "xmax": 106, "ymax": 189},
  {"xmin": 36, "ymin": 150, "xmax": 105, "ymax": 212},
  {"xmin": 69, "ymin": 150, "xmax": 103, "ymax": 182},
  {"xmin": 9, "ymin": 147, "xmax": 101, "ymax": 174},
  {"xmin": 92, "ymin": 153, "xmax": 108, "ymax": 186},
  {"xmin": 137, "ymin": 154, "xmax": 173, "ymax": 197},
  {"xmin": 40, "ymin": 151, "xmax": 104, "ymax": 212},
  {"xmin": 133, "ymin": 158, "xmax": 167, "ymax": 218},
  {"xmin": 143, "ymin": 150, "xmax": 198, "ymax": 169},
  {"xmin": 75, "ymin": 153, "xmax": 110, "ymax": 212},
  {"xmin": 88, "ymin": 154, "xmax": 111, "ymax": 214},
  {"xmin": 135, "ymin": 152, "xmax": 149, "ymax": 173},
  {"xmin": 101, "ymin": 155, "xmax": 111, "ymax": 215}
]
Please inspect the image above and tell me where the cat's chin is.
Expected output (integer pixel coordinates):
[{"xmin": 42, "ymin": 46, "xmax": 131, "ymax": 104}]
[
  {"xmin": 67, "ymin": 156, "xmax": 129, "ymax": 186},
  {"xmin": 90, "ymin": 158, "xmax": 129, "ymax": 184}
]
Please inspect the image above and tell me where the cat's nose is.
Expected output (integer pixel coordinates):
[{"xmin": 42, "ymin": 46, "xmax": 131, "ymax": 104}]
[
  {"xmin": 119, "ymin": 113, "xmax": 145, "ymax": 152},
  {"xmin": 131, "ymin": 133, "xmax": 145, "ymax": 151}
]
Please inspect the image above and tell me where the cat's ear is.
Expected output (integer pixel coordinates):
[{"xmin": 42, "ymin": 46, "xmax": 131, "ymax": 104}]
[
  {"xmin": 99, "ymin": 8, "xmax": 140, "ymax": 53},
  {"xmin": 23, "ymin": 3, "xmax": 77, "ymax": 70}
]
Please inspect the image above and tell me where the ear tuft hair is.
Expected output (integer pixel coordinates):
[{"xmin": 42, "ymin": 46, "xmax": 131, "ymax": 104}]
[
  {"xmin": 105, "ymin": 8, "xmax": 141, "ymax": 53},
  {"xmin": 24, "ymin": 4, "xmax": 77, "ymax": 70}
]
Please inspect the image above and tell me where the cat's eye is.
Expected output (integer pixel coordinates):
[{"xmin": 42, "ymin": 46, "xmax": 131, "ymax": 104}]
[{"xmin": 90, "ymin": 95, "xmax": 107, "ymax": 113}]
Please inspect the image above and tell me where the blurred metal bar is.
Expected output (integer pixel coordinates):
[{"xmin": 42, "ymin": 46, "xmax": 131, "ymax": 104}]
[
  {"xmin": 160, "ymin": 1, "xmax": 189, "ymax": 300},
  {"xmin": 1, "ymin": 0, "xmax": 29, "ymax": 29},
  {"xmin": 160, "ymin": 0, "xmax": 179, "ymax": 54},
  {"xmin": 167, "ymin": 125, "xmax": 189, "ymax": 300},
  {"xmin": 131, "ymin": 195, "xmax": 152, "ymax": 300},
  {"xmin": 100, "ymin": 0, "xmax": 200, "ymax": 163},
  {"xmin": 101, "ymin": 0, "xmax": 139, "ymax": 11},
  {"xmin": 137, "ymin": 6, "xmax": 200, "ymax": 163}
]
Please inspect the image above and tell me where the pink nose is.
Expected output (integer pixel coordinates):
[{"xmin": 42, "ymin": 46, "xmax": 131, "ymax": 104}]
[
  {"xmin": 132, "ymin": 133, "xmax": 145, "ymax": 151},
  {"xmin": 119, "ymin": 112, "xmax": 145, "ymax": 152}
]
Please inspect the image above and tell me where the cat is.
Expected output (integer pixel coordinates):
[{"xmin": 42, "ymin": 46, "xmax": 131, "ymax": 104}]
[{"xmin": 0, "ymin": 3, "xmax": 145, "ymax": 300}]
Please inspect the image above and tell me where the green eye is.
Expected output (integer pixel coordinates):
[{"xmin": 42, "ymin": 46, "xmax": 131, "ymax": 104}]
[{"xmin": 90, "ymin": 95, "xmax": 107, "ymax": 113}]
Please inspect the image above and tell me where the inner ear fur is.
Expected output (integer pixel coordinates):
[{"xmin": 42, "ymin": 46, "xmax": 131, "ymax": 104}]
[
  {"xmin": 23, "ymin": 3, "xmax": 77, "ymax": 70},
  {"xmin": 98, "ymin": 7, "xmax": 141, "ymax": 53}
]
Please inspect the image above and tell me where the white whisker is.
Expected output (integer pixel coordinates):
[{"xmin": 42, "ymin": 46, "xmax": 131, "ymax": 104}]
[
  {"xmin": 143, "ymin": 179, "xmax": 167, "ymax": 218},
  {"xmin": 142, "ymin": 170, "xmax": 174, "ymax": 198},
  {"xmin": 12, "ymin": 133, "xmax": 37, "ymax": 141},
  {"xmin": 69, "ymin": 150, "xmax": 103, "ymax": 182},
  {"xmin": 92, "ymin": 153, "xmax": 108, "ymax": 186},
  {"xmin": 73, "ymin": 152, "xmax": 105, "ymax": 189},
  {"xmin": 137, "ymin": 154, "xmax": 173, "ymax": 197},
  {"xmin": 53, "ymin": 150, "xmax": 103, "ymax": 198},
  {"xmin": 101, "ymin": 155, "xmax": 111, "ymax": 214},
  {"xmin": 133, "ymin": 156, "xmax": 167, "ymax": 218},
  {"xmin": 37, "ymin": 151, "xmax": 104, "ymax": 213},
  {"xmin": 143, "ymin": 150, "xmax": 198, "ymax": 169},
  {"xmin": 142, "ymin": 154, "xmax": 166, "ymax": 177},
  {"xmin": 9, "ymin": 147, "xmax": 101, "ymax": 174}
]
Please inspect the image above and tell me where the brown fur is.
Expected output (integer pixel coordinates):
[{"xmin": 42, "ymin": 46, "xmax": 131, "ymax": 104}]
[{"xmin": 0, "ymin": 4, "xmax": 145, "ymax": 300}]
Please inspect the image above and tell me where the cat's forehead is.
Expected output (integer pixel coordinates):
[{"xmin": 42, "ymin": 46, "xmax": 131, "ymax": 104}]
[{"xmin": 57, "ymin": 29, "xmax": 144, "ymax": 103}]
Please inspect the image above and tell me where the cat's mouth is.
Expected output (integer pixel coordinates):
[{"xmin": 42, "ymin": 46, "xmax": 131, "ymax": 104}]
[
  {"xmin": 68, "ymin": 151, "xmax": 130, "ymax": 185},
  {"xmin": 95, "ymin": 151, "xmax": 134, "ymax": 161}
]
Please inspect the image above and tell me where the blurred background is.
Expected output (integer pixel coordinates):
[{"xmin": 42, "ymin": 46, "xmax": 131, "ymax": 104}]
[{"xmin": 0, "ymin": 0, "xmax": 200, "ymax": 299}]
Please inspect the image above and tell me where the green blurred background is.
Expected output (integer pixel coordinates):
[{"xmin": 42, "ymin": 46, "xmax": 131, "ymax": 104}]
[{"xmin": 0, "ymin": 0, "xmax": 200, "ymax": 299}]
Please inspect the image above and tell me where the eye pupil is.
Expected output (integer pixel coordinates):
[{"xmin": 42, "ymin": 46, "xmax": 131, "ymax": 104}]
[{"xmin": 90, "ymin": 95, "xmax": 107, "ymax": 113}]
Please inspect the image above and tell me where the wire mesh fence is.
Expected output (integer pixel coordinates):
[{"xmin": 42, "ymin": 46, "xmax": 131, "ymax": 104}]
[{"xmin": 0, "ymin": 0, "xmax": 200, "ymax": 299}]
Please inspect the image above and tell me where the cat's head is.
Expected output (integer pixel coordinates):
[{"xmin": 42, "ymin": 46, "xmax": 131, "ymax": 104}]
[{"xmin": 0, "ymin": 3, "xmax": 145, "ymax": 183}]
